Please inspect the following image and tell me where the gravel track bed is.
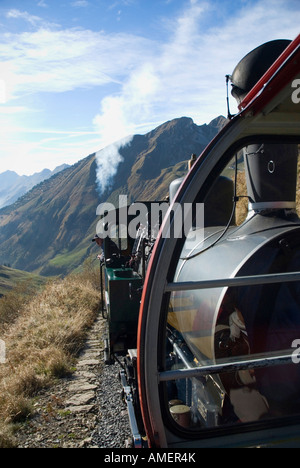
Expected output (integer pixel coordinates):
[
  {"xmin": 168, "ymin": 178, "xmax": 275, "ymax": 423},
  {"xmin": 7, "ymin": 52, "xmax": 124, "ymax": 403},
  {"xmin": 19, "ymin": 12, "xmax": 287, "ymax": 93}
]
[
  {"xmin": 92, "ymin": 362, "xmax": 132, "ymax": 448},
  {"xmin": 14, "ymin": 317, "xmax": 132, "ymax": 449}
]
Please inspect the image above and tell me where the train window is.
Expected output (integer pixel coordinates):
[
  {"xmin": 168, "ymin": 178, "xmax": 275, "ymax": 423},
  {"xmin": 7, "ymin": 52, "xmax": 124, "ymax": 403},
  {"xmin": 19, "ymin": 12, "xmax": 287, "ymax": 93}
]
[
  {"xmin": 202, "ymin": 150, "xmax": 247, "ymax": 228},
  {"xmin": 162, "ymin": 140, "xmax": 300, "ymax": 435}
]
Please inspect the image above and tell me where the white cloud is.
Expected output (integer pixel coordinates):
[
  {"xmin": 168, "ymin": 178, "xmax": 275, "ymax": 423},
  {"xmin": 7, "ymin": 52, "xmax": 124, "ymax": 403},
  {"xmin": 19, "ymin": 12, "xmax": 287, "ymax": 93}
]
[
  {"xmin": 0, "ymin": 123, "xmax": 101, "ymax": 175},
  {"xmin": 0, "ymin": 27, "xmax": 157, "ymax": 99},
  {"xmin": 93, "ymin": 63, "xmax": 160, "ymax": 148},
  {"xmin": 6, "ymin": 9, "xmax": 43, "ymax": 25},
  {"xmin": 0, "ymin": 105, "xmax": 28, "ymax": 115},
  {"xmin": 93, "ymin": 0, "xmax": 300, "ymax": 145},
  {"xmin": 0, "ymin": 80, "xmax": 6, "ymax": 104},
  {"xmin": 3, "ymin": 0, "xmax": 298, "ymax": 124},
  {"xmin": 70, "ymin": 1, "xmax": 89, "ymax": 7},
  {"xmin": 92, "ymin": 0, "xmax": 299, "ymax": 191},
  {"xmin": 1, "ymin": 0, "xmax": 299, "ymax": 177},
  {"xmin": 37, "ymin": 1, "xmax": 48, "ymax": 7}
]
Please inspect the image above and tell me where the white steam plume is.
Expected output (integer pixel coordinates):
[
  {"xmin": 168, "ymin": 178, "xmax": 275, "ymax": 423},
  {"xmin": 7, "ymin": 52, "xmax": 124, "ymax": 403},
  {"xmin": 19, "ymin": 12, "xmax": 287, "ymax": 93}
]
[
  {"xmin": 94, "ymin": 63, "xmax": 159, "ymax": 195},
  {"xmin": 95, "ymin": 135, "xmax": 132, "ymax": 195},
  {"xmin": 93, "ymin": 0, "xmax": 300, "ymax": 195}
]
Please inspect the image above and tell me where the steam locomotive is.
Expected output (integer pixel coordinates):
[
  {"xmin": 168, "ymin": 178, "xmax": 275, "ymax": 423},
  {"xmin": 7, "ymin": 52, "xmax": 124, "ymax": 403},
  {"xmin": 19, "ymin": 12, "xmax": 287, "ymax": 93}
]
[{"xmin": 98, "ymin": 35, "xmax": 300, "ymax": 448}]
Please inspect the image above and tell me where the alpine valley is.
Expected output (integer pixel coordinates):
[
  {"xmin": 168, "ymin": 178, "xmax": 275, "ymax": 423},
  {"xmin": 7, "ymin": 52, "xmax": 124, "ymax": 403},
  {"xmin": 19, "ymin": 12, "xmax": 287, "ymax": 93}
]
[{"xmin": 0, "ymin": 116, "xmax": 226, "ymax": 278}]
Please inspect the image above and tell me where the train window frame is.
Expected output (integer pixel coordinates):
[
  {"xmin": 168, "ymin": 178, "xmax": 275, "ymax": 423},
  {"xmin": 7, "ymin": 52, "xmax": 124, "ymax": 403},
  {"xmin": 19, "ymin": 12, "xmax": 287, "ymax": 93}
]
[{"xmin": 157, "ymin": 135, "xmax": 300, "ymax": 441}]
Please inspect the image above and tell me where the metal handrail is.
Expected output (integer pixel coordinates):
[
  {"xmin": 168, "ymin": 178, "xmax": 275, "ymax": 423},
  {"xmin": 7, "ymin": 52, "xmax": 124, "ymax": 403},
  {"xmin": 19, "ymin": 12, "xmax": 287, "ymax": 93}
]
[
  {"xmin": 165, "ymin": 271, "xmax": 300, "ymax": 292},
  {"xmin": 159, "ymin": 351, "xmax": 295, "ymax": 382}
]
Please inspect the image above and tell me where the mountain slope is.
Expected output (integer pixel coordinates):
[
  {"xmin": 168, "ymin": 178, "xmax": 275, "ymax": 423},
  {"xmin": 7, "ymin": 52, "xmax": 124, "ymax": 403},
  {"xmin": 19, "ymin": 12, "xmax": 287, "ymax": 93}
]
[
  {"xmin": 99, "ymin": 116, "xmax": 226, "ymax": 205},
  {"xmin": 0, "ymin": 154, "xmax": 98, "ymax": 275},
  {"xmin": 0, "ymin": 165, "xmax": 70, "ymax": 210},
  {"xmin": 0, "ymin": 116, "xmax": 226, "ymax": 276},
  {"xmin": 0, "ymin": 265, "xmax": 47, "ymax": 297}
]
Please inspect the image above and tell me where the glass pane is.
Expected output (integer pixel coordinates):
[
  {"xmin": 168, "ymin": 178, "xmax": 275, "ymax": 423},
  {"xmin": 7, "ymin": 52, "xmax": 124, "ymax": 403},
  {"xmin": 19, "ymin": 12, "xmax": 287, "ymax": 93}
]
[
  {"xmin": 164, "ymin": 141, "xmax": 300, "ymax": 432},
  {"xmin": 166, "ymin": 285, "xmax": 300, "ymax": 429}
]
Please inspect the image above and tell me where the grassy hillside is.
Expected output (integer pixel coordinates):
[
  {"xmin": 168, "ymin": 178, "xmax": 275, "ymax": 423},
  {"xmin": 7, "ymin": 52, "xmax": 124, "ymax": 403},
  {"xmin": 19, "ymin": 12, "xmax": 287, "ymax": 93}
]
[
  {"xmin": 0, "ymin": 265, "xmax": 47, "ymax": 297},
  {"xmin": 0, "ymin": 264, "xmax": 100, "ymax": 447},
  {"xmin": 104, "ymin": 116, "xmax": 226, "ymax": 205},
  {"xmin": 0, "ymin": 117, "xmax": 224, "ymax": 276},
  {"xmin": 0, "ymin": 154, "xmax": 98, "ymax": 276}
]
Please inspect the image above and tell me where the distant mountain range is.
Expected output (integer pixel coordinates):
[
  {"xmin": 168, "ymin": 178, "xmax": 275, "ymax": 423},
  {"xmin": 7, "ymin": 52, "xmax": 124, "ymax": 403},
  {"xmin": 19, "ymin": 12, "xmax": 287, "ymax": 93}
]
[
  {"xmin": 0, "ymin": 116, "xmax": 226, "ymax": 276},
  {"xmin": 0, "ymin": 164, "xmax": 70, "ymax": 209}
]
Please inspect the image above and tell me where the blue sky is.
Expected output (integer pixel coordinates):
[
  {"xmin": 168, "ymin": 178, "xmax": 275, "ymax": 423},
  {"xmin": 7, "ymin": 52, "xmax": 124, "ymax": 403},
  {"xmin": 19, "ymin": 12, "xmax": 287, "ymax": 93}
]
[{"xmin": 0, "ymin": 0, "xmax": 299, "ymax": 175}]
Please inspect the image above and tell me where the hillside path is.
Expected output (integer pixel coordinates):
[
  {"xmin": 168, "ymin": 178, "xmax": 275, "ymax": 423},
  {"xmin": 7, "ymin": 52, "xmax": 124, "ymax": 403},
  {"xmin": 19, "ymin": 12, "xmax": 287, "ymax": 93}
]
[{"xmin": 15, "ymin": 316, "xmax": 130, "ymax": 448}]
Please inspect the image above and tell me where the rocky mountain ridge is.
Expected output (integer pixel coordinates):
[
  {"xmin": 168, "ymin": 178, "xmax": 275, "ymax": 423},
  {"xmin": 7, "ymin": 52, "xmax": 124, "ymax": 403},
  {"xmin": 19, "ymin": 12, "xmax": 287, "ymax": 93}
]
[
  {"xmin": 0, "ymin": 164, "xmax": 70, "ymax": 210},
  {"xmin": 0, "ymin": 116, "xmax": 226, "ymax": 276}
]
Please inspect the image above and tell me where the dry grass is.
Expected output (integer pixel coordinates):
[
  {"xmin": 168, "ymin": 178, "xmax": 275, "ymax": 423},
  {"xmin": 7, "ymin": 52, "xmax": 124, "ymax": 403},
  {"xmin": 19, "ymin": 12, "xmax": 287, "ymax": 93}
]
[
  {"xmin": 0, "ymin": 261, "xmax": 101, "ymax": 447},
  {"xmin": 0, "ymin": 280, "xmax": 38, "ymax": 332}
]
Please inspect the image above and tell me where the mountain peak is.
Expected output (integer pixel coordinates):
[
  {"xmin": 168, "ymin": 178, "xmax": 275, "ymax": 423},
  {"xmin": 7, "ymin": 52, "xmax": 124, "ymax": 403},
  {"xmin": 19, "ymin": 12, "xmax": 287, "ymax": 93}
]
[
  {"xmin": 148, "ymin": 116, "xmax": 194, "ymax": 137},
  {"xmin": 0, "ymin": 116, "xmax": 224, "ymax": 276},
  {"xmin": 209, "ymin": 115, "xmax": 227, "ymax": 129}
]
